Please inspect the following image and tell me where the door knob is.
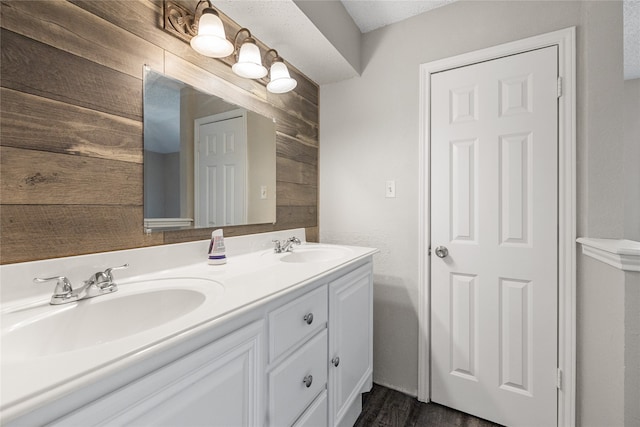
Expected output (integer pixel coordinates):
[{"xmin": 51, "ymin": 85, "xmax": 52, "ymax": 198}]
[{"xmin": 435, "ymin": 246, "xmax": 449, "ymax": 258}]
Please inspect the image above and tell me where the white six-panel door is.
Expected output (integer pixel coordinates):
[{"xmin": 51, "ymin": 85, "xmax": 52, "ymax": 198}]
[
  {"xmin": 195, "ymin": 114, "xmax": 247, "ymax": 227},
  {"xmin": 430, "ymin": 46, "xmax": 558, "ymax": 427}
]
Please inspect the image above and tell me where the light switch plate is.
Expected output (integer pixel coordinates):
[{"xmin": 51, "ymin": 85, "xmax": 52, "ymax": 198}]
[{"xmin": 386, "ymin": 180, "xmax": 396, "ymax": 198}]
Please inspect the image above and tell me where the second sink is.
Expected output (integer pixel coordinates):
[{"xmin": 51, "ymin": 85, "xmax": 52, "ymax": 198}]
[{"xmin": 279, "ymin": 245, "xmax": 352, "ymax": 263}]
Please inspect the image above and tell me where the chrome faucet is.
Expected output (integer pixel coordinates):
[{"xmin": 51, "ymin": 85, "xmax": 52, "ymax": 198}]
[
  {"xmin": 273, "ymin": 237, "xmax": 301, "ymax": 253},
  {"xmin": 34, "ymin": 264, "xmax": 129, "ymax": 305}
]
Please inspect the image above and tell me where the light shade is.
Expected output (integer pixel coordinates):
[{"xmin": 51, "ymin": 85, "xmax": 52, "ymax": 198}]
[
  {"xmin": 190, "ymin": 8, "xmax": 234, "ymax": 58},
  {"xmin": 232, "ymin": 40, "xmax": 267, "ymax": 79},
  {"xmin": 267, "ymin": 61, "xmax": 297, "ymax": 94}
]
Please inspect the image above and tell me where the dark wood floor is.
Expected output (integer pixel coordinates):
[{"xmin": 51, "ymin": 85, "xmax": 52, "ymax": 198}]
[{"xmin": 354, "ymin": 384, "xmax": 502, "ymax": 427}]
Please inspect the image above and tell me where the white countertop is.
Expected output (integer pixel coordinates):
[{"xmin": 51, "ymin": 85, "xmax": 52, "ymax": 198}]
[{"xmin": 0, "ymin": 230, "xmax": 377, "ymax": 423}]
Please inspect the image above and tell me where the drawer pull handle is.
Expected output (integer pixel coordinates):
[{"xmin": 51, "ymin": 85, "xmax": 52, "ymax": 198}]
[
  {"xmin": 303, "ymin": 374, "xmax": 313, "ymax": 388},
  {"xmin": 331, "ymin": 356, "xmax": 340, "ymax": 367},
  {"xmin": 303, "ymin": 313, "xmax": 314, "ymax": 325}
]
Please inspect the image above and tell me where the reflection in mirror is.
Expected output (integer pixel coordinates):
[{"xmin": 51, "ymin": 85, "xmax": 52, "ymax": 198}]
[{"xmin": 143, "ymin": 68, "xmax": 276, "ymax": 231}]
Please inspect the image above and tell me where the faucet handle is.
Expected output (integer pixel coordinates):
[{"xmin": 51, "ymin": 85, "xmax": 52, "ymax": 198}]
[
  {"xmin": 34, "ymin": 276, "xmax": 73, "ymax": 298},
  {"xmin": 97, "ymin": 264, "xmax": 129, "ymax": 287},
  {"xmin": 86, "ymin": 264, "xmax": 129, "ymax": 290},
  {"xmin": 104, "ymin": 264, "xmax": 129, "ymax": 279},
  {"xmin": 272, "ymin": 239, "xmax": 283, "ymax": 253},
  {"xmin": 285, "ymin": 236, "xmax": 301, "ymax": 252}
]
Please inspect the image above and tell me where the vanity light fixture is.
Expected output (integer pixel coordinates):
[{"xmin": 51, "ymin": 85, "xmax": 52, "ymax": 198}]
[
  {"xmin": 163, "ymin": 1, "xmax": 296, "ymax": 94},
  {"xmin": 232, "ymin": 28, "xmax": 268, "ymax": 79},
  {"xmin": 189, "ymin": 2, "xmax": 234, "ymax": 58},
  {"xmin": 264, "ymin": 49, "xmax": 297, "ymax": 94}
]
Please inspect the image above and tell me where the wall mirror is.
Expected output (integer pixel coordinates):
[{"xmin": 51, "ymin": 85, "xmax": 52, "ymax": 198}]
[{"xmin": 143, "ymin": 67, "xmax": 277, "ymax": 231}]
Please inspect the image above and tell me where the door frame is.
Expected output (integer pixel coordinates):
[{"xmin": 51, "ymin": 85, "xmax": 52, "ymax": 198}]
[{"xmin": 417, "ymin": 27, "xmax": 576, "ymax": 426}]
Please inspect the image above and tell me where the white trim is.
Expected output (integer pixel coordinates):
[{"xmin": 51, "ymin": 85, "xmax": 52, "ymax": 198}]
[
  {"xmin": 577, "ymin": 238, "xmax": 640, "ymax": 272},
  {"xmin": 417, "ymin": 52, "xmax": 431, "ymax": 404},
  {"xmin": 417, "ymin": 27, "xmax": 576, "ymax": 427}
]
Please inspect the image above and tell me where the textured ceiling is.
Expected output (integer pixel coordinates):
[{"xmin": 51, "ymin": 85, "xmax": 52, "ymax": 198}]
[
  {"xmin": 341, "ymin": 0, "xmax": 455, "ymax": 33},
  {"xmin": 214, "ymin": 0, "xmax": 640, "ymax": 84},
  {"xmin": 214, "ymin": 0, "xmax": 360, "ymax": 84},
  {"xmin": 344, "ymin": 0, "xmax": 639, "ymax": 79},
  {"xmin": 624, "ymin": 0, "xmax": 640, "ymax": 80}
]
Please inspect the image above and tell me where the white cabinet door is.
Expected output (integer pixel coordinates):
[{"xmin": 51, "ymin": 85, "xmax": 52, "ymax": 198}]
[
  {"xmin": 328, "ymin": 263, "xmax": 373, "ymax": 427},
  {"xmin": 53, "ymin": 321, "xmax": 265, "ymax": 427}
]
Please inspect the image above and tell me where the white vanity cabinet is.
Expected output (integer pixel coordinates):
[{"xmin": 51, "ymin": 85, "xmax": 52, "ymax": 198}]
[
  {"xmin": 266, "ymin": 261, "xmax": 373, "ymax": 427},
  {"xmin": 328, "ymin": 263, "xmax": 373, "ymax": 427},
  {"xmin": 49, "ymin": 320, "xmax": 265, "ymax": 427},
  {"xmin": 4, "ymin": 251, "xmax": 374, "ymax": 427}
]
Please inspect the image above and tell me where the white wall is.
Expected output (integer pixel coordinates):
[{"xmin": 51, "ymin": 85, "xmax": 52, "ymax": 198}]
[
  {"xmin": 577, "ymin": 256, "xmax": 625, "ymax": 426},
  {"xmin": 574, "ymin": 3, "xmax": 626, "ymax": 426},
  {"xmin": 319, "ymin": 0, "xmax": 628, "ymax": 423}
]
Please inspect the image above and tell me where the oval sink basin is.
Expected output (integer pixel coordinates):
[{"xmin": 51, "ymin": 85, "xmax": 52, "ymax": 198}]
[
  {"xmin": 280, "ymin": 246, "xmax": 351, "ymax": 263},
  {"xmin": 2, "ymin": 278, "xmax": 222, "ymax": 361}
]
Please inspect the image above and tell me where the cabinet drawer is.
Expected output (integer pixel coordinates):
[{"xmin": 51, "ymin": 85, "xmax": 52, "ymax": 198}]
[
  {"xmin": 293, "ymin": 390, "xmax": 327, "ymax": 427},
  {"xmin": 269, "ymin": 284, "xmax": 328, "ymax": 362},
  {"xmin": 269, "ymin": 329, "xmax": 328, "ymax": 427}
]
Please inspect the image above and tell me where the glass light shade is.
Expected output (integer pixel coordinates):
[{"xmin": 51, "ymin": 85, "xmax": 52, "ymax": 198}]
[
  {"xmin": 190, "ymin": 9, "xmax": 234, "ymax": 58},
  {"xmin": 232, "ymin": 41, "xmax": 267, "ymax": 79},
  {"xmin": 267, "ymin": 61, "xmax": 297, "ymax": 94}
]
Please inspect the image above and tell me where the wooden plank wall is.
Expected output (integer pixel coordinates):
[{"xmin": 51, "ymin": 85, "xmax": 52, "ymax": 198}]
[{"xmin": 0, "ymin": 0, "xmax": 319, "ymax": 264}]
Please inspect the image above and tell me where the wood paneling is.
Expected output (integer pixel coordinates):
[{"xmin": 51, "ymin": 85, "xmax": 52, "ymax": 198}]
[
  {"xmin": 0, "ymin": 0, "xmax": 319, "ymax": 264},
  {"xmin": 276, "ymin": 206, "xmax": 317, "ymax": 228},
  {"xmin": 277, "ymin": 133, "xmax": 319, "ymax": 165},
  {"xmin": 277, "ymin": 182, "xmax": 317, "ymax": 207},
  {"xmin": 0, "ymin": 0, "xmax": 164, "ymax": 79},
  {"xmin": 70, "ymin": 0, "xmax": 319, "ymax": 106},
  {"xmin": 1, "ymin": 146, "xmax": 142, "ymax": 205},
  {"xmin": 305, "ymin": 226, "xmax": 319, "ymax": 243},
  {"xmin": 1, "ymin": 88, "xmax": 142, "ymax": 163},
  {"xmin": 1, "ymin": 28, "xmax": 143, "ymax": 121},
  {"xmin": 277, "ymin": 157, "xmax": 317, "ymax": 185},
  {"xmin": 0, "ymin": 205, "xmax": 164, "ymax": 262}
]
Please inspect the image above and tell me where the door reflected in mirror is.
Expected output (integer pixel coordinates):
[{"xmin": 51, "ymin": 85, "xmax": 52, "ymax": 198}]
[{"xmin": 143, "ymin": 68, "xmax": 276, "ymax": 231}]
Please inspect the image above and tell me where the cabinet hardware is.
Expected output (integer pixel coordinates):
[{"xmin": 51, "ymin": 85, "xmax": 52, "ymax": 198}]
[
  {"xmin": 331, "ymin": 356, "xmax": 340, "ymax": 367},
  {"xmin": 303, "ymin": 374, "xmax": 313, "ymax": 388},
  {"xmin": 303, "ymin": 313, "xmax": 314, "ymax": 325}
]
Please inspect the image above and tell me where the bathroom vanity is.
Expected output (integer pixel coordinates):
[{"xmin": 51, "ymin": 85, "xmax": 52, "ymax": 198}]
[{"xmin": 0, "ymin": 229, "xmax": 377, "ymax": 426}]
